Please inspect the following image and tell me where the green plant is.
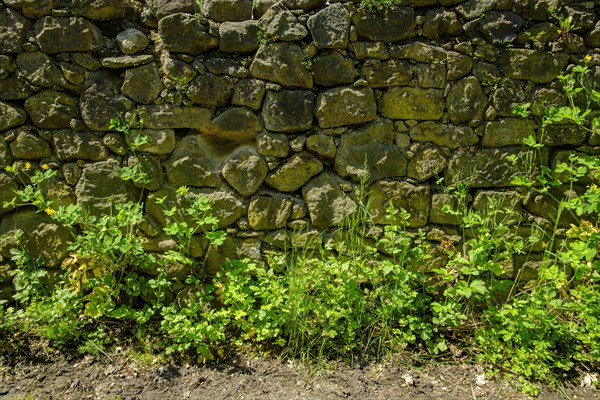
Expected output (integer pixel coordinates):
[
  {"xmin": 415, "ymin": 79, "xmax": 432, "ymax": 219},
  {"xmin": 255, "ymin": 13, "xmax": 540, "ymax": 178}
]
[{"xmin": 359, "ymin": 0, "xmax": 403, "ymax": 13}]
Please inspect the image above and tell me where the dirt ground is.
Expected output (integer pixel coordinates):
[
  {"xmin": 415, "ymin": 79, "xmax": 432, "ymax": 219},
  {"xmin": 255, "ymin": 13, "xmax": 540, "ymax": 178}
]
[{"xmin": 0, "ymin": 347, "xmax": 598, "ymax": 400}]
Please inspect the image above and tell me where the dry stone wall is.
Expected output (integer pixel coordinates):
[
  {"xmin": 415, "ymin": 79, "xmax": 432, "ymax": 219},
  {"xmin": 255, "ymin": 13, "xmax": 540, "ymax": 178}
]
[{"xmin": 1, "ymin": 0, "xmax": 600, "ymax": 292}]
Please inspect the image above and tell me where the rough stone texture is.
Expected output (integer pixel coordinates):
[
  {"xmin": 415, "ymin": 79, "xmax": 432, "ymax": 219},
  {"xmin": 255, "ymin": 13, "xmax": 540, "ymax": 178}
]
[
  {"xmin": 201, "ymin": 0, "xmax": 253, "ymax": 22},
  {"xmin": 481, "ymin": 118, "xmax": 532, "ymax": 147},
  {"xmin": 222, "ymin": 149, "xmax": 268, "ymax": 197},
  {"xmin": 422, "ymin": 8, "xmax": 462, "ymax": 39},
  {"xmin": 101, "ymin": 55, "xmax": 154, "ymax": 69},
  {"xmin": 205, "ymin": 58, "xmax": 248, "ymax": 79},
  {"xmin": 446, "ymin": 51, "xmax": 474, "ymax": 80},
  {"xmin": 0, "ymin": 76, "xmax": 33, "ymax": 100},
  {"xmin": 258, "ymin": 3, "xmax": 308, "ymax": 41},
  {"xmin": 0, "ymin": 173, "xmax": 18, "ymax": 216},
  {"xmin": 417, "ymin": 64, "xmax": 446, "ymax": 89},
  {"xmin": 116, "ymin": 28, "xmax": 149, "ymax": 55},
  {"xmin": 369, "ymin": 180, "xmax": 430, "ymax": 228},
  {"xmin": 20, "ymin": 0, "xmax": 60, "ymax": 19},
  {"xmin": 302, "ymin": 172, "xmax": 357, "ymax": 228},
  {"xmin": 192, "ymin": 187, "xmax": 247, "ymax": 228},
  {"xmin": 0, "ymin": 210, "xmax": 71, "ymax": 267},
  {"xmin": 407, "ymin": 144, "xmax": 447, "ymax": 182},
  {"xmin": 312, "ymin": 53, "xmax": 355, "ymax": 87},
  {"xmin": 513, "ymin": 0, "xmax": 561, "ymax": 21},
  {"xmin": 75, "ymin": 159, "xmax": 135, "ymax": 216},
  {"xmin": 53, "ymin": 130, "xmax": 109, "ymax": 161},
  {"xmin": 187, "ymin": 74, "xmax": 235, "ymax": 107},
  {"xmin": 257, "ymin": 132, "xmax": 289, "ymax": 158},
  {"xmin": 150, "ymin": 0, "xmax": 196, "ymax": 20},
  {"xmin": 389, "ymin": 42, "xmax": 446, "ymax": 63},
  {"xmin": 472, "ymin": 190, "xmax": 524, "ymax": 225},
  {"xmin": 282, "ymin": 0, "xmax": 326, "ymax": 11},
  {"xmin": 542, "ymin": 124, "xmax": 587, "ymax": 147},
  {"xmin": 219, "ymin": 21, "xmax": 259, "ymax": 53},
  {"xmin": 315, "ymin": 86, "xmax": 377, "ymax": 128},
  {"xmin": 137, "ymin": 105, "xmax": 214, "ymax": 130},
  {"xmin": 24, "ymin": 90, "xmax": 79, "ymax": 129},
  {"xmin": 161, "ymin": 58, "xmax": 197, "ymax": 84},
  {"xmin": 352, "ymin": 7, "xmax": 415, "ymax": 42},
  {"xmin": 586, "ymin": 20, "xmax": 600, "ymax": 47},
  {"xmin": 16, "ymin": 52, "xmax": 68, "ymax": 89},
  {"xmin": 429, "ymin": 193, "xmax": 461, "ymax": 225},
  {"xmin": 499, "ymin": 49, "xmax": 569, "ymax": 84},
  {"xmin": 0, "ymin": 8, "xmax": 31, "ymax": 54},
  {"xmin": 209, "ymin": 108, "xmax": 262, "ymax": 141},
  {"xmin": 306, "ymin": 134, "xmax": 336, "ymax": 159},
  {"xmin": 352, "ymin": 42, "xmax": 389, "ymax": 60},
  {"xmin": 205, "ymin": 237, "xmax": 262, "ymax": 274},
  {"xmin": 307, "ymin": 3, "xmax": 350, "ymax": 49},
  {"xmin": 410, "ymin": 122, "xmax": 479, "ymax": 149},
  {"xmin": 455, "ymin": 0, "xmax": 495, "ymax": 20},
  {"xmin": 81, "ymin": 74, "xmax": 135, "ymax": 131},
  {"xmin": 166, "ymin": 136, "xmax": 221, "ymax": 188},
  {"xmin": 127, "ymin": 153, "xmax": 163, "ymax": 191},
  {"xmin": 0, "ymin": 101, "xmax": 27, "ymax": 131},
  {"xmin": 334, "ymin": 118, "xmax": 406, "ymax": 183},
  {"xmin": 446, "ymin": 77, "xmax": 487, "ymax": 124},
  {"xmin": 127, "ymin": 129, "xmax": 176, "ymax": 155},
  {"xmin": 35, "ymin": 17, "xmax": 103, "ymax": 54},
  {"xmin": 159, "ymin": 13, "xmax": 218, "ymax": 54},
  {"xmin": 363, "ymin": 59, "xmax": 412, "ymax": 88},
  {"xmin": 265, "ymin": 152, "xmax": 323, "ymax": 192},
  {"xmin": 10, "ymin": 130, "xmax": 52, "ymax": 160},
  {"xmin": 250, "ymin": 42, "xmax": 312, "ymax": 89},
  {"xmin": 446, "ymin": 147, "xmax": 548, "ymax": 188},
  {"xmin": 380, "ymin": 87, "xmax": 444, "ymax": 120},
  {"xmin": 478, "ymin": 11, "xmax": 525, "ymax": 44},
  {"xmin": 232, "ymin": 79, "xmax": 266, "ymax": 110},
  {"xmin": 248, "ymin": 192, "xmax": 294, "ymax": 230},
  {"xmin": 262, "ymin": 90, "xmax": 315, "ymax": 133}
]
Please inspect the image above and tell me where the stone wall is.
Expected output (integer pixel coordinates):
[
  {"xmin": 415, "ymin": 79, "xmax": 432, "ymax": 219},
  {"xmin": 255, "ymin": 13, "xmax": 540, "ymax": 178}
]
[{"xmin": 0, "ymin": 0, "xmax": 599, "ymax": 288}]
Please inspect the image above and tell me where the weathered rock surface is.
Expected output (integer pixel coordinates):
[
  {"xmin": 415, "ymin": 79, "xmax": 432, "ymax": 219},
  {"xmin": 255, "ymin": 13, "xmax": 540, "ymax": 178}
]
[
  {"xmin": 222, "ymin": 149, "xmax": 268, "ymax": 197},
  {"xmin": 307, "ymin": 3, "xmax": 350, "ymax": 49},
  {"xmin": 257, "ymin": 132, "xmax": 289, "ymax": 158},
  {"xmin": 262, "ymin": 90, "xmax": 315, "ymax": 133},
  {"xmin": 407, "ymin": 144, "xmax": 447, "ymax": 182},
  {"xmin": 363, "ymin": 59, "xmax": 413, "ymax": 88},
  {"xmin": 10, "ymin": 130, "xmax": 52, "ymax": 160},
  {"xmin": 0, "ymin": 173, "xmax": 18, "ymax": 216},
  {"xmin": 0, "ymin": 8, "xmax": 31, "ymax": 54},
  {"xmin": 53, "ymin": 130, "xmax": 109, "ymax": 161},
  {"xmin": 312, "ymin": 53, "xmax": 355, "ymax": 87},
  {"xmin": 446, "ymin": 76, "xmax": 487, "ymax": 124},
  {"xmin": 481, "ymin": 118, "xmax": 532, "ymax": 147},
  {"xmin": 369, "ymin": 180, "xmax": 430, "ymax": 228},
  {"xmin": 201, "ymin": 0, "xmax": 253, "ymax": 22},
  {"xmin": 165, "ymin": 135, "xmax": 221, "ymax": 188},
  {"xmin": 499, "ymin": 49, "xmax": 569, "ymax": 84},
  {"xmin": 352, "ymin": 7, "xmax": 415, "ymax": 42},
  {"xmin": 137, "ymin": 105, "xmax": 214, "ymax": 130},
  {"xmin": 232, "ymin": 79, "xmax": 266, "ymax": 110},
  {"xmin": 116, "ymin": 28, "xmax": 149, "ymax": 54},
  {"xmin": 187, "ymin": 73, "xmax": 235, "ymax": 107},
  {"xmin": 248, "ymin": 192, "xmax": 294, "ymax": 230},
  {"xmin": 127, "ymin": 129, "xmax": 176, "ymax": 155},
  {"xmin": 302, "ymin": 172, "xmax": 357, "ymax": 228},
  {"xmin": 159, "ymin": 13, "xmax": 218, "ymax": 54},
  {"xmin": 380, "ymin": 87, "xmax": 444, "ymax": 120},
  {"xmin": 250, "ymin": 43, "xmax": 312, "ymax": 89},
  {"xmin": 315, "ymin": 86, "xmax": 377, "ymax": 128},
  {"xmin": 258, "ymin": 2, "xmax": 308, "ymax": 41},
  {"xmin": 81, "ymin": 74, "xmax": 135, "ymax": 131},
  {"xmin": 219, "ymin": 21, "xmax": 259, "ymax": 53},
  {"xmin": 266, "ymin": 152, "xmax": 323, "ymax": 192},
  {"xmin": 209, "ymin": 108, "xmax": 262, "ymax": 141},
  {"xmin": 0, "ymin": 101, "xmax": 27, "ymax": 131},
  {"xmin": 121, "ymin": 63, "xmax": 164, "ymax": 105},
  {"xmin": 422, "ymin": 8, "xmax": 462, "ymax": 39},
  {"xmin": 16, "ymin": 52, "xmax": 68, "ymax": 89},
  {"xmin": 35, "ymin": 17, "xmax": 103, "ymax": 54},
  {"xmin": 24, "ymin": 90, "xmax": 79, "ymax": 129},
  {"xmin": 282, "ymin": 0, "xmax": 326, "ymax": 11}
]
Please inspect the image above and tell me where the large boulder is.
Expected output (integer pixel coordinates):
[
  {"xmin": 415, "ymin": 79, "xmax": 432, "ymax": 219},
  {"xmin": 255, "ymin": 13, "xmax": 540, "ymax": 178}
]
[
  {"xmin": 35, "ymin": 17, "xmax": 103, "ymax": 54},
  {"xmin": 315, "ymin": 86, "xmax": 377, "ymax": 128},
  {"xmin": 262, "ymin": 90, "xmax": 315, "ymax": 133},
  {"xmin": 10, "ymin": 129, "xmax": 52, "ymax": 160},
  {"xmin": 250, "ymin": 42, "xmax": 312, "ymax": 89}
]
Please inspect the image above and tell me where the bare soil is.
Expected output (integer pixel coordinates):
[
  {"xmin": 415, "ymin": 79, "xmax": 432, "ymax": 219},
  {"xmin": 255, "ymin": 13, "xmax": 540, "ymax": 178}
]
[{"xmin": 0, "ymin": 347, "xmax": 597, "ymax": 400}]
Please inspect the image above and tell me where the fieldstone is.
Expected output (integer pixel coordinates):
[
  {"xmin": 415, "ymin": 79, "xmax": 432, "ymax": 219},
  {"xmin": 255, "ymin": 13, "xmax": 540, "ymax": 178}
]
[
  {"xmin": 429, "ymin": 193, "xmax": 461, "ymax": 225},
  {"xmin": 0, "ymin": 8, "xmax": 31, "ymax": 54},
  {"xmin": 101, "ymin": 55, "xmax": 154, "ymax": 69},
  {"xmin": 60, "ymin": 62, "xmax": 86, "ymax": 86},
  {"xmin": 388, "ymin": 42, "xmax": 447, "ymax": 63},
  {"xmin": 192, "ymin": 187, "xmax": 247, "ymax": 228},
  {"xmin": 0, "ymin": 101, "xmax": 26, "ymax": 131},
  {"xmin": 282, "ymin": 0, "xmax": 326, "ymax": 10},
  {"xmin": 315, "ymin": 86, "xmax": 377, "ymax": 128},
  {"xmin": 187, "ymin": 73, "xmax": 235, "ymax": 107},
  {"xmin": 248, "ymin": 192, "xmax": 294, "ymax": 230},
  {"xmin": 161, "ymin": 58, "xmax": 197, "ymax": 84},
  {"xmin": 499, "ymin": 49, "xmax": 569, "ymax": 84},
  {"xmin": 232, "ymin": 79, "xmax": 266, "ymax": 110},
  {"xmin": 352, "ymin": 42, "xmax": 388, "ymax": 60},
  {"xmin": 53, "ymin": 130, "xmax": 109, "ymax": 161},
  {"xmin": 75, "ymin": 159, "xmax": 135, "ymax": 216},
  {"xmin": 159, "ymin": 13, "xmax": 218, "ymax": 54},
  {"xmin": 121, "ymin": 63, "xmax": 164, "ymax": 104},
  {"xmin": 165, "ymin": 135, "xmax": 221, "ymax": 188},
  {"xmin": 201, "ymin": 0, "xmax": 252, "ymax": 22},
  {"xmin": 0, "ymin": 173, "xmax": 18, "ymax": 216},
  {"xmin": 127, "ymin": 129, "xmax": 176, "ymax": 155},
  {"xmin": 262, "ymin": 90, "xmax": 315, "ymax": 133},
  {"xmin": 70, "ymin": 0, "xmax": 134, "ymax": 21},
  {"xmin": 527, "ymin": 87, "xmax": 566, "ymax": 116},
  {"xmin": 257, "ymin": 132, "xmax": 289, "ymax": 158},
  {"xmin": 205, "ymin": 237, "xmax": 262, "ymax": 274},
  {"xmin": 407, "ymin": 144, "xmax": 447, "ymax": 182},
  {"xmin": 513, "ymin": 0, "xmax": 561, "ymax": 21},
  {"xmin": 103, "ymin": 133, "xmax": 128, "ymax": 155},
  {"xmin": 21, "ymin": 0, "xmax": 60, "ymax": 19},
  {"xmin": 306, "ymin": 134, "xmax": 336, "ymax": 159},
  {"xmin": 446, "ymin": 51, "xmax": 474, "ymax": 80},
  {"xmin": 362, "ymin": 59, "xmax": 413, "ymax": 88},
  {"xmin": 204, "ymin": 58, "xmax": 248, "ymax": 78},
  {"xmin": 446, "ymin": 147, "xmax": 548, "ymax": 188},
  {"xmin": 334, "ymin": 118, "xmax": 406, "ymax": 182},
  {"xmin": 551, "ymin": 33, "xmax": 586, "ymax": 54},
  {"xmin": 254, "ymin": 0, "xmax": 278, "ymax": 17},
  {"xmin": 0, "ymin": 56, "xmax": 16, "ymax": 79},
  {"xmin": 352, "ymin": 7, "xmax": 415, "ymax": 42},
  {"xmin": 4, "ymin": 74, "xmax": 24, "ymax": 99},
  {"xmin": 482, "ymin": 118, "xmax": 532, "ymax": 147},
  {"xmin": 16, "ymin": 52, "xmax": 68, "ymax": 88},
  {"xmin": 0, "ymin": 138, "xmax": 14, "ymax": 168},
  {"xmin": 489, "ymin": 79, "xmax": 527, "ymax": 117},
  {"xmin": 258, "ymin": 2, "xmax": 308, "ymax": 41},
  {"xmin": 312, "ymin": 53, "xmax": 355, "ymax": 87},
  {"xmin": 0, "ymin": 210, "xmax": 71, "ymax": 267},
  {"xmin": 209, "ymin": 108, "xmax": 262, "ymax": 141},
  {"xmin": 307, "ymin": 3, "xmax": 349, "ymax": 49},
  {"xmin": 585, "ymin": 21, "xmax": 600, "ymax": 47},
  {"xmin": 265, "ymin": 152, "xmax": 323, "ymax": 192},
  {"xmin": 446, "ymin": 76, "xmax": 487, "ymax": 124},
  {"xmin": 250, "ymin": 42, "xmax": 312, "ymax": 89},
  {"xmin": 35, "ymin": 17, "xmax": 103, "ymax": 54},
  {"xmin": 150, "ymin": 0, "xmax": 195, "ymax": 20},
  {"xmin": 410, "ymin": 122, "xmax": 479, "ymax": 149},
  {"xmin": 542, "ymin": 124, "xmax": 587, "ymax": 147},
  {"xmin": 478, "ymin": 11, "xmax": 525, "ymax": 44},
  {"xmin": 219, "ymin": 20, "xmax": 259, "ymax": 53},
  {"xmin": 222, "ymin": 149, "xmax": 268, "ymax": 196},
  {"xmin": 422, "ymin": 8, "xmax": 462, "ymax": 39},
  {"xmin": 137, "ymin": 104, "xmax": 214, "ymax": 130},
  {"xmin": 472, "ymin": 190, "xmax": 524, "ymax": 225},
  {"xmin": 369, "ymin": 180, "xmax": 430, "ymax": 228},
  {"xmin": 302, "ymin": 172, "xmax": 357, "ymax": 228},
  {"xmin": 10, "ymin": 130, "xmax": 52, "ymax": 160},
  {"xmin": 81, "ymin": 75, "xmax": 135, "ymax": 131},
  {"xmin": 116, "ymin": 28, "xmax": 149, "ymax": 54},
  {"xmin": 563, "ymin": 5, "xmax": 596, "ymax": 33},
  {"xmin": 455, "ymin": 0, "xmax": 495, "ymax": 20},
  {"xmin": 126, "ymin": 153, "xmax": 163, "ymax": 191},
  {"xmin": 417, "ymin": 64, "xmax": 446, "ymax": 89},
  {"xmin": 24, "ymin": 90, "xmax": 79, "ymax": 129},
  {"xmin": 380, "ymin": 87, "xmax": 444, "ymax": 120}
]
